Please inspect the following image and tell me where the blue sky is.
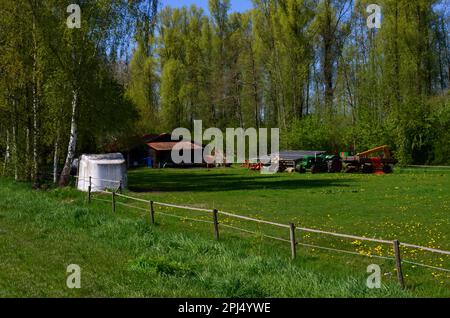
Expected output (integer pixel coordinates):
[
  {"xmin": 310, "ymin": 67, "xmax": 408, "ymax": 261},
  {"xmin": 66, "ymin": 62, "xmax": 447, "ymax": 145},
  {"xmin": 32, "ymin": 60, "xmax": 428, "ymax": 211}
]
[{"xmin": 160, "ymin": 0, "xmax": 254, "ymax": 14}]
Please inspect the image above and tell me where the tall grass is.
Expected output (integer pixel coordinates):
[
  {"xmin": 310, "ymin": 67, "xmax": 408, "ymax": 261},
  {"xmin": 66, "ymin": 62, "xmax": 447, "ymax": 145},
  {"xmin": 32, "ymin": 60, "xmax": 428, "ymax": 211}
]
[{"xmin": 0, "ymin": 178, "xmax": 413, "ymax": 298}]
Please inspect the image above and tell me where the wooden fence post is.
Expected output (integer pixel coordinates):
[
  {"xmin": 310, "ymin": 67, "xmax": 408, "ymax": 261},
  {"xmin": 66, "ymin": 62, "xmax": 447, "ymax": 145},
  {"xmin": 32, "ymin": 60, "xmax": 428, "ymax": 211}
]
[
  {"xmin": 119, "ymin": 180, "xmax": 123, "ymax": 194},
  {"xmin": 88, "ymin": 176, "xmax": 92, "ymax": 203},
  {"xmin": 290, "ymin": 223, "xmax": 297, "ymax": 260},
  {"xmin": 393, "ymin": 240, "xmax": 405, "ymax": 289},
  {"xmin": 213, "ymin": 209, "xmax": 220, "ymax": 241},
  {"xmin": 150, "ymin": 201, "xmax": 155, "ymax": 224},
  {"xmin": 112, "ymin": 191, "xmax": 116, "ymax": 213}
]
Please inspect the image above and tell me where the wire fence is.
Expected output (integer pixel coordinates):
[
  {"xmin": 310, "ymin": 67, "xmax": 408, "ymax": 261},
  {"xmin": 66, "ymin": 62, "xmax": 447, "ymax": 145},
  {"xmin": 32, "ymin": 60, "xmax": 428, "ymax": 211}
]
[{"xmin": 83, "ymin": 177, "xmax": 450, "ymax": 288}]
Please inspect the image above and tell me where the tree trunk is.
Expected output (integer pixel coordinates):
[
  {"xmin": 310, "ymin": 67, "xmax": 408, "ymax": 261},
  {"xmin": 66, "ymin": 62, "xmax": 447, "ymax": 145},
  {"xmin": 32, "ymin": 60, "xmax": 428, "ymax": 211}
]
[
  {"xmin": 322, "ymin": 1, "xmax": 334, "ymax": 112},
  {"xmin": 32, "ymin": 16, "xmax": 40, "ymax": 185},
  {"xmin": 233, "ymin": 71, "xmax": 243, "ymax": 128},
  {"xmin": 53, "ymin": 131, "xmax": 59, "ymax": 184},
  {"xmin": 305, "ymin": 63, "xmax": 311, "ymax": 115},
  {"xmin": 3, "ymin": 129, "xmax": 10, "ymax": 176},
  {"xmin": 12, "ymin": 125, "xmax": 18, "ymax": 181},
  {"xmin": 59, "ymin": 90, "xmax": 78, "ymax": 187},
  {"xmin": 249, "ymin": 42, "xmax": 260, "ymax": 129},
  {"xmin": 26, "ymin": 127, "xmax": 30, "ymax": 180},
  {"xmin": 32, "ymin": 85, "xmax": 39, "ymax": 182},
  {"xmin": 436, "ymin": 26, "xmax": 445, "ymax": 91},
  {"xmin": 10, "ymin": 98, "xmax": 19, "ymax": 181},
  {"xmin": 252, "ymin": 78, "xmax": 260, "ymax": 129},
  {"xmin": 393, "ymin": 2, "xmax": 401, "ymax": 105}
]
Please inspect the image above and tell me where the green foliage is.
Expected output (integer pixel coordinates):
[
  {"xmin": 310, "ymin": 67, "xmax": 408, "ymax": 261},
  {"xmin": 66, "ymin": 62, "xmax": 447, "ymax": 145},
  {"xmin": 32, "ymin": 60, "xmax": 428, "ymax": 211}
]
[
  {"xmin": 160, "ymin": 58, "xmax": 186, "ymax": 130},
  {"xmin": 0, "ymin": 0, "xmax": 148, "ymax": 182},
  {"xmin": 0, "ymin": 0, "xmax": 449, "ymax": 184},
  {"xmin": 129, "ymin": 255, "xmax": 196, "ymax": 277},
  {"xmin": 146, "ymin": 0, "xmax": 448, "ymax": 164},
  {"xmin": 282, "ymin": 116, "xmax": 336, "ymax": 150},
  {"xmin": 126, "ymin": 37, "xmax": 160, "ymax": 134},
  {"xmin": 429, "ymin": 92, "xmax": 450, "ymax": 165}
]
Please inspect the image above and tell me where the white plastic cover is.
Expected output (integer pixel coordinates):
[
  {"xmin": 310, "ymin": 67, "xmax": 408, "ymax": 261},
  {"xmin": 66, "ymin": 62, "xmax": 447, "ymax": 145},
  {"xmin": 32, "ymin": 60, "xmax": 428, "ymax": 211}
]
[{"xmin": 77, "ymin": 153, "xmax": 127, "ymax": 192}]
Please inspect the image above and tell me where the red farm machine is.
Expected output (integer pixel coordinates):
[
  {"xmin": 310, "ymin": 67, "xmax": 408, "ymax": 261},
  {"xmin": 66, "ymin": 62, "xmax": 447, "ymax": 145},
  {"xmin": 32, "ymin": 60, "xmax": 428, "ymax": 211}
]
[
  {"xmin": 241, "ymin": 160, "xmax": 263, "ymax": 171},
  {"xmin": 342, "ymin": 145, "xmax": 398, "ymax": 174}
]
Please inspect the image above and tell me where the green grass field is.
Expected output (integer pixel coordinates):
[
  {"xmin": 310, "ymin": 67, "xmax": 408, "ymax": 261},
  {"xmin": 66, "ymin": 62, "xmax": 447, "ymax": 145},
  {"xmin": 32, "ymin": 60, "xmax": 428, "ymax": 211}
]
[{"xmin": 0, "ymin": 167, "xmax": 449, "ymax": 297}]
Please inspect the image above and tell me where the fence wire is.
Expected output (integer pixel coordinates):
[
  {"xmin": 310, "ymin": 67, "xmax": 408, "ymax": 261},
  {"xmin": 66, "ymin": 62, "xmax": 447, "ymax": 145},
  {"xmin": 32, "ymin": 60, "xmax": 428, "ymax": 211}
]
[
  {"xmin": 402, "ymin": 260, "xmax": 450, "ymax": 273},
  {"xmin": 297, "ymin": 242, "xmax": 396, "ymax": 261},
  {"xmin": 156, "ymin": 211, "xmax": 214, "ymax": 225},
  {"xmin": 220, "ymin": 223, "xmax": 291, "ymax": 243},
  {"xmin": 88, "ymin": 187, "xmax": 450, "ymax": 276}
]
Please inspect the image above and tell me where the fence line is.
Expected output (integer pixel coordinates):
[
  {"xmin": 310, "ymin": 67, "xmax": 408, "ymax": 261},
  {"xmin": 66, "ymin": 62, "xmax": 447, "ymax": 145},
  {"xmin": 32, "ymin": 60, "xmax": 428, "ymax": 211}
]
[
  {"xmin": 154, "ymin": 201, "xmax": 213, "ymax": 213},
  {"xmin": 116, "ymin": 193, "xmax": 150, "ymax": 204},
  {"xmin": 400, "ymin": 243, "xmax": 450, "ymax": 256},
  {"xmin": 220, "ymin": 223, "xmax": 291, "ymax": 243},
  {"xmin": 296, "ymin": 242, "xmax": 397, "ymax": 261},
  {"xmin": 75, "ymin": 176, "xmax": 122, "ymax": 184},
  {"xmin": 296, "ymin": 227, "xmax": 393, "ymax": 245},
  {"xmin": 93, "ymin": 188, "xmax": 450, "ymax": 257},
  {"xmin": 87, "ymin": 183, "xmax": 450, "ymax": 288},
  {"xmin": 157, "ymin": 211, "xmax": 215, "ymax": 225},
  {"xmin": 218, "ymin": 211, "xmax": 290, "ymax": 229},
  {"xmin": 402, "ymin": 260, "xmax": 450, "ymax": 273}
]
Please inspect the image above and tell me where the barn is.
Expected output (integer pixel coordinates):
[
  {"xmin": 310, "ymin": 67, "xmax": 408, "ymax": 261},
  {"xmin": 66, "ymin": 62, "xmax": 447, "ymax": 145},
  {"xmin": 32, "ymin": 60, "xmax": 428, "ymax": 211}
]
[{"xmin": 146, "ymin": 134, "xmax": 204, "ymax": 168}]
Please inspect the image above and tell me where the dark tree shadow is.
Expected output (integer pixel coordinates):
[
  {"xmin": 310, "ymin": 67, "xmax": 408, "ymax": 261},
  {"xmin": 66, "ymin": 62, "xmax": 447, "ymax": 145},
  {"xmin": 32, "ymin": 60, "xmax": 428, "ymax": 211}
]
[{"xmin": 128, "ymin": 169, "xmax": 354, "ymax": 193}]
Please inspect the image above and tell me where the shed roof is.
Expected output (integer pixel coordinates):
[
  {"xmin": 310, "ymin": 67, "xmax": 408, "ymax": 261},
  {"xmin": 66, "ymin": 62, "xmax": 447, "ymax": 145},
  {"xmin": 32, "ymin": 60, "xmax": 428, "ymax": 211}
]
[
  {"xmin": 147, "ymin": 141, "xmax": 203, "ymax": 152},
  {"xmin": 81, "ymin": 153, "xmax": 125, "ymax": 164}
]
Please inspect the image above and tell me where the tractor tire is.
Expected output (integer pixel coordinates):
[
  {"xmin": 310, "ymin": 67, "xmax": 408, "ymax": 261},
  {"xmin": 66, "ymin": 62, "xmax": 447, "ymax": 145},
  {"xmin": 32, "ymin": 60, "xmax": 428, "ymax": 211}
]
[
  {"xmin": 297, "ymin": 166, "xmax": 306, "ymax": 174},
  {"xmin": 311, "ymin": 165, "xmax": 320, "ymax": 174},
  {"xmin": 344, "ymin": 164, "xmax": 356, "ymax": 173},
  {"xmin": 383, "ymin": 165, "xmax": 393, "ymax": 174},
  {"xmin": 328, "ymin": 159, "xmax": 343, "ymax": 173},
  {"xmin": 362, "ymin": 164, "xmax": 374, "ymax": 174}
]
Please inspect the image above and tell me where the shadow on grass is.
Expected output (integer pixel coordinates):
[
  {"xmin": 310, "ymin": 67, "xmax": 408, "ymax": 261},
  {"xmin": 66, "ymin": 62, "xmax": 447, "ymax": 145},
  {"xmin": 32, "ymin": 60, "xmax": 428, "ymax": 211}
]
[{"xmin": 128, "ymin": 169, "xmax": 354, "ymax": 193}]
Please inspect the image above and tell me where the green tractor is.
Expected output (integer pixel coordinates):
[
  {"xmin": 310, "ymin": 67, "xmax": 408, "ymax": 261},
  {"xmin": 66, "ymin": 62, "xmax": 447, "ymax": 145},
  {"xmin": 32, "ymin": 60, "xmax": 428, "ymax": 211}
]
[{"xmin": 296, "ymin": 154, "xmax": 343, "ymax": 174}]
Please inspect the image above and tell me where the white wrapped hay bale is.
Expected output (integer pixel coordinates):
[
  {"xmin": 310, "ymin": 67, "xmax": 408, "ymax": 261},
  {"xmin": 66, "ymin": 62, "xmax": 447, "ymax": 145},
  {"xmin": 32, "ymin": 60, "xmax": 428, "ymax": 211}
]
[{"xmin": 77, "ymin": 153, "xmax": 127, "ymax": 192}]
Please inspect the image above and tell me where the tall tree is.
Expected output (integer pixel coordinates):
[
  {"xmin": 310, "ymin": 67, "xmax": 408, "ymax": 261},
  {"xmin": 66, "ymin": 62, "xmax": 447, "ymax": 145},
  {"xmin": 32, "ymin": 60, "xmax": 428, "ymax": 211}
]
[
  {"xmin": 126, "ymin": 0, "xmax": 160, "ymax": 133},
  {"xmin": 312, "ymin": 0, "xmax": 352, "ymax": 113}
]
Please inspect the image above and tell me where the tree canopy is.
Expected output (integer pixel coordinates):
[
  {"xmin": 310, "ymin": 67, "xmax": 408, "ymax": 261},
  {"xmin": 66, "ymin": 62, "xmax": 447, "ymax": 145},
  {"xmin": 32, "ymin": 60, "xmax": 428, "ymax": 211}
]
[{"xmin": 0, "ymin": 0, "xmax": 449, "ymax": 186}]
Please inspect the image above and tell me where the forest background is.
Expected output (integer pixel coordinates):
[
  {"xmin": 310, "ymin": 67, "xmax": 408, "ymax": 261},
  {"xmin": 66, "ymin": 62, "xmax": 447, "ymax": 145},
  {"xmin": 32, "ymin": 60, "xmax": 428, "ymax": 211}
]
[{"xmin": 0, "ymin": 0, "xmax": 449, "ymax": 186}]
